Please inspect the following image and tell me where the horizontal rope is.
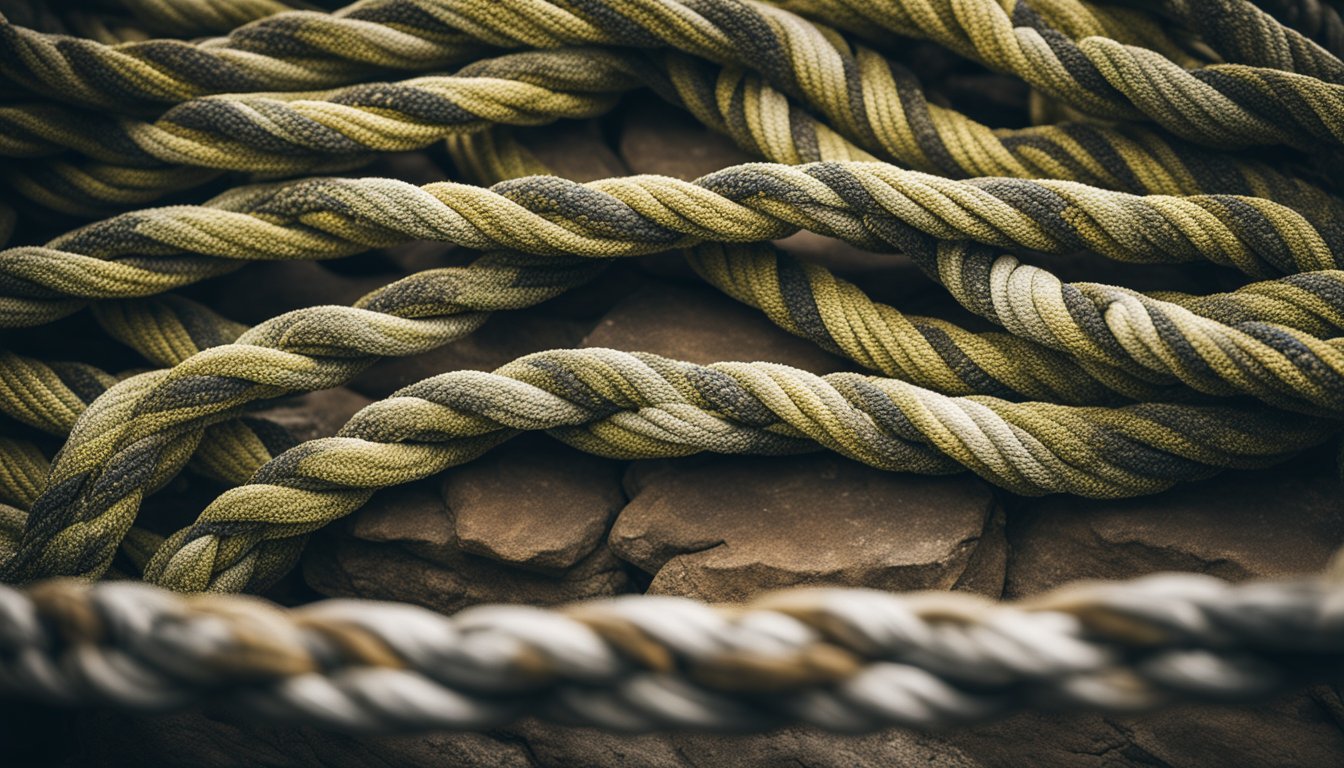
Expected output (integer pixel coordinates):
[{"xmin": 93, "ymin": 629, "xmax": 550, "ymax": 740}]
[
  {"xmin": 4, "ymin": 160, "xmax": 1341, "ymax": 330},
  {"xmin": 110, "ymin": 345, "xmax": 1326, "ymax": 592},
  {"xmin": 689, "ymin": 242, "xmax": 1344, "ymax": 410},
  {"xmin": 2, "ymin": 572, "xmax": 1341, "ymax": 731}
]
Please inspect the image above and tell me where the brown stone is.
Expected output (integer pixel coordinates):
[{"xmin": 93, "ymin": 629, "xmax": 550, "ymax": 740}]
[
  {"xmin": 619, "ymin": 94, "xmax": 754, "ymax": 180},
  {"xmin": 1005, "ymin": 456, "xmax": 1344, "ymax": 597},
  {"xmin": 516, "ymin": 120, "xmax": 629, "ymax": 182},
  {"xmin": 447, "ymin": 436, "xmax": 625, "ymax": 572},
  {"xmin": 198, "ymin": 261, "xmax": 390, "ymax": 325},
  {"xmin": 304, "ymin": 477, "xmax": 632, "ymax": 613},
  {"xmin": 349, "ymin": 311, "xmax": 593, "ymax": 398},
  {"xmin": 248, "ymin": 387, "xmax": 372, "ymax": 443},
  {"xmin": 610, "ymin": 454, "xmax": 1004, "ymax": 601},
  {"xmin": 582, "ymin": 282, "xmax": 854, "ymax": 374}
]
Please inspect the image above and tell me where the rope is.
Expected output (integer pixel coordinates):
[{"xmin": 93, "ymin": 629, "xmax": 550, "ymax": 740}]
[
  {"xmin": 2, "ymin": 572, "xmax": 1341, "ymax": 731},
  {"xmin": 8, "ymin": 0, "xmax": 1341, "ymax": 152},
  {"xmin": 93, "ymin": 346, "xmax": 1333, "ymax": 590},
  {"xmin": 3, "ymin": 0, "xmax": 1344, "ymax": 733},
  {"xmin": 4, "ymin": 44, "xmax": 1334, "ymax": 210},
  {"xmin": 4, "ymin": 160, "xmax": 1341, "ymax": 332}
]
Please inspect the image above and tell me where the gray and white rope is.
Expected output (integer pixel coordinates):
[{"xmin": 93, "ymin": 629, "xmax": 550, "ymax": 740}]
[{"xmin": 1, "ymin": 574, "xmax": 1341, "ymax": 732}]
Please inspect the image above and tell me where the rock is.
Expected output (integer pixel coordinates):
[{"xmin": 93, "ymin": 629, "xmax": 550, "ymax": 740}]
[
  {"xmin": 516, "ymin": 120, "xmax": 629, "ymax": 182},
  {"xmin": 1004, "ymin": 454, "xmax": 1344, "ymax": 597},
  {"xmin": 54, "ymin": 709, "xmax": 533, "ymax": 768},
  {"xmin": 248, "ymin": 387, "xmax": 372, "ymax": 443},
  {"xmin": 937, "ymin": 451, "xmax": 1344, "ymax": 768},
  {"xmin": 349, "ymin": 311, "xmax": 592, "ymax": 398},
  {"xmin": 582, "ymin": 282, "xmax": 855, "ymax": 374},
  {"xmin": 506, "ymin": 721, "xmax": 978, "ymax": 768},
  {"xmin": 304, "ymin": 476, "xmax": 633, "ymax": 613},
  {"xmin": 447, "ymin": 435, "xmax": 625, "ymax": 572},
  {"xmin": 610, "ymin": 454, "xmax": 1004, "ymax": 601},
  {"xmin": 196, "ymin": 261, "xmax": 391, "ymax": 325},
  {"xmin": 619, "ymin": 94, "xmax": 755, "ymax": 180},
  {"xmin": 941, "ymin": 694, "xmax": 1344, "ymax": 768}
]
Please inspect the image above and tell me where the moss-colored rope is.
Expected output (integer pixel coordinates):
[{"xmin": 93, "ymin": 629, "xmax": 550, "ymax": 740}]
[
  {"xmin": 9, "ymin": 43, "xmax": 1337, "ymax": 219},
  {"xmin": 689, "ymin": 242, "xmax": 1344, "ymax": 409},
  {"xmin": 0, "ymin": 252, "xmax": 604, "ymax": 581},
  {"xmin": 9, "ymin": 0, "xmax": 1344, "ymax": 154},
  {"xmin": 128, "ymin": 346, "xmax": 1332, "ymax": 592},
  {"xmin": 4, "ymin": 161, "xmax": 1341, "ymax": 330}
]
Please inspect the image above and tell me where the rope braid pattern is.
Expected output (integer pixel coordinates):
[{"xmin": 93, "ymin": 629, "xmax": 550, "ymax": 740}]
[
  {"xmin": 19, "ymin": 236, "xmax": 1344, "ymax": 588},
  {"xmin": 4, "ymin": 0, "xmax": 1338, "ymax": 219},
  {"xmin": 3, "ymin": 0, "xmax": 1344, "ymax": 732},
  {"xmin": 119, "ymin": 346, "xmax": 1322, "ymax": 591},
  {"xmin": 774, "ymin": 0, "xmax": 1344, "ymax": 149},
  {"xmin": 688, "ymin": 242, "xmax": 1344, "ymax": 407},
  {"xmin": 1252, "ymin": 0, "xmax": 1344, "ymax": 56},
  {"xmin": 0, "ymin": 0, "xmax": 493, "ymax": 106},
  {"xmin": 0, "ymin": 253, "xmax": 604, "ymax": 582},
  {"xmin": 5, "ymin": 160, "xmax": 1342, "ymax": 332},
  {"xmin": 10, "ymin": 0, "xmax": 1341, "ymax": 152},
  {"xmin": 3, "ymin": 571, "xmax": 1342, "ymax": 731}
]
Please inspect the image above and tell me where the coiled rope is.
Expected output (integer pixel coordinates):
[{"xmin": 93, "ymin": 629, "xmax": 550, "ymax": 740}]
[
  {"xmin": 1, "ymin": 572, "xmax": 1342, "ymax": 732},
  {"xmin": 2, "ymin": 0, "xmax": 1344, "ymax": 734}
]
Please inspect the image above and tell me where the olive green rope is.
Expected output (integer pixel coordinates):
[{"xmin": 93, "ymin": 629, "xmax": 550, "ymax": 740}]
[
  {"xmin": 9, "ymin": 0, "xmax": 1343, "ymax": 154},
  {"xmin": 134, "ymin": 347, "xmax": 1329, "ymax": 592},
  {"xmin": 1, "ymin": 161, "xmax": 1337, "ymax": 330},
  {"xmin": 3, "ymin": 3, "xmax": 1338, "ymax": 218},
  {"xmin": 688, "ymin": 241, "xmax": 1344, "ymax": 407}
]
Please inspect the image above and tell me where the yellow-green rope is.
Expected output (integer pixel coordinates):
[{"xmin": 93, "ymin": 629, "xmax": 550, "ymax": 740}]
[{"xmin": 1, "ymin": 0, "xmax": 1343, "ymax": 622}]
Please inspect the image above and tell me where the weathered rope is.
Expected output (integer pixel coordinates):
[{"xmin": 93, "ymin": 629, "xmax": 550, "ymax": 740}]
[
  {"xmin": 8, "ymin": 0, "xmax": 1341, "ymax": 154},
  {"xmin": 4, "ymin": 160, "xmax": 1341, "ymax": 332},
  {"xmin": 0, "ymin": 0, "xmax": 1191, "ymax": 110},
  {"xmin": 1251, "ymin": 0, "xmax": 1344, "ymax": 56},
  {"xmin": 0, "ymin": 0, "xmax": 492, "ymax": 106},
  {"xmin": 5, "ymin": 44, "xmax": 1334, "ymax": 211},
  {"xmin": 3, "ymin": 0, "xmax": 1344, "ymax": 733},
  {"xmin": 2, "ymin": 572, "xmax": 1342, "ymax": 731},
  {"xmin": 108, "ymin": 346, "xmax": 1327, "ymax": 592},
  {"xmin": 689, "ymin": 242, "xmax": 1344, "ymax": 408}
]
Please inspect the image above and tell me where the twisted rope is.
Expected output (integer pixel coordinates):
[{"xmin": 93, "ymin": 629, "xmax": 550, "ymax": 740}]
[
  {"xmin": 4, "ymin": 160, "xmax": 1341, "ymax": 332},
  {"xmin": 2, "ymin": 0, "xmax": 1344, "ymax": 734},
  {"xmin": 109, "ymin": 346, "xmax": 1323, "ymax": 591},
  {"xmin": 6, "ymin": 0, "xmax": 1344, "ymax": 159},
  {"xmin": 2, "ymin": 572, "xmax": 1341, "ymax": 731},
  {"xmin": 689, "ymin": 242, "xmax": 1344, "ymax": 408}
]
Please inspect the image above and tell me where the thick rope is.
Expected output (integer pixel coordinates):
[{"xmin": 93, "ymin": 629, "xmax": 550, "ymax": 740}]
[
  {"xmin": 689, "ymin": 242, "xmax": 1344, "ymax": 408},
  {"xmin": 4, "ymin": 44, "xmax": 1334, "ymax": 213},
  {"xmin": 2, "ymin": 0, "xmax": 1344, "ymax": 732},
  {"xmin": 2, "ymin": 572, "xmax": 1341, "ymax": 731},
  {"xmin": 102, "ymin": 345, "xmax": 1325, "ymax": 591},
  {"xmin": 7, "ymin": 0, "xmax": 1344, "ymax": 154},
  {"xmin": 4, "ymin": 160, "xmax": 1341, "ymax": 332},
  {"xmin": 0, "ymin": 0, "xmax": 1190, "ymax": 109}
]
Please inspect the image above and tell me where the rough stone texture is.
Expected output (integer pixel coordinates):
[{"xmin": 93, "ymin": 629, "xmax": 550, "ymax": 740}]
[
  {"xmin": 303, "ymin": 476, "xmax": 633, "ymax": 613},
  {"xmin": 582, "ymin": 282, "xmax": 855, "ymax": 374},
  {"xmin": 247, "ymin": 387, "xmax": 372, "ymax": 443},
  {"xmin": 448, "ymin": 436, "xmax": 625, "ymax": 572},
  {"xmin": 619, "ymin": 94, "xmax": 755, "ymax": 180},
  {"xmin": 518, "ymin": 119, "xmax": 629, "ymax": 182},
  {"xmin": 1005, "ymin": 455, "xmax": 1344, "ymax": 596},
  {"xmin": 197, "ymin": 260, "xmax": 390, "ymax": 324},
  {"xmin": 349, "ymin": 311, "xmax": 593, "ymax": 398},
  {"xmin": 931, "ymin": 452, "xmax": 1344, "ymax": 768},
  {"xmin": 610, "ymin": 454, "xmax": 1005, "ymax": 601}
]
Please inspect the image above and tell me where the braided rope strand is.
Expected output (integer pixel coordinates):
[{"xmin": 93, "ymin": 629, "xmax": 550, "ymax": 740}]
[
  {"xmin": 4, "ymin": 160, "xmax": 1340, "ymax": 331},
  {"xmin": 1, "ymin": 573, "xmax": 1341, "ymax": 731}
]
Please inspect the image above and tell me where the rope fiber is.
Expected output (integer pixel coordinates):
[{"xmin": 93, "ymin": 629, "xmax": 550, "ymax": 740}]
[{"xmin": 1, "ymin": 0, "xmax": 1343, "ymax": 737}]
